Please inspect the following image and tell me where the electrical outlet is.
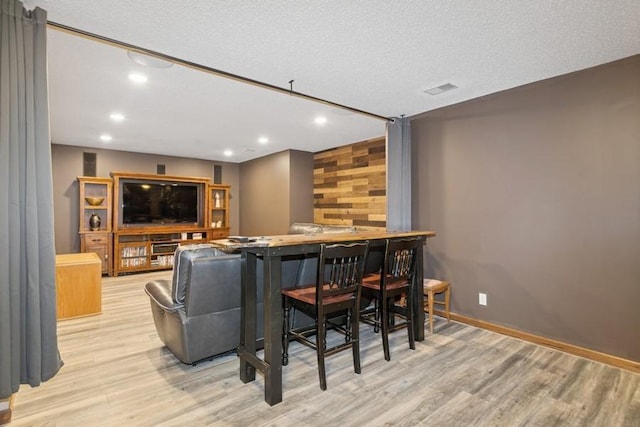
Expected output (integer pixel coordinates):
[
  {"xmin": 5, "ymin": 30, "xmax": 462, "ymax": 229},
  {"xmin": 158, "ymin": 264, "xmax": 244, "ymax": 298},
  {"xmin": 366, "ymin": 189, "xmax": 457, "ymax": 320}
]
[{"xmin": 479, "ymin": 292, "xmax": 487, "ymax": 306}]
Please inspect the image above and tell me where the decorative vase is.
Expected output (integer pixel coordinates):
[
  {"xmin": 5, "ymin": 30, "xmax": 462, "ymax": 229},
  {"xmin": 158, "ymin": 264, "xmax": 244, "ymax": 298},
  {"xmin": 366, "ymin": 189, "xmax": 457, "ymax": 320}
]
[{"xmin": 89, "ymin": 213, "xmax": 101, "ymax": 231}]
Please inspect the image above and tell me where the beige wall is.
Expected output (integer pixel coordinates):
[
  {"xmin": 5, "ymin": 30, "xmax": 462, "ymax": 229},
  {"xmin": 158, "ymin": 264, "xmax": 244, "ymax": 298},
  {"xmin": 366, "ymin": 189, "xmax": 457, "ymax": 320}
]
[
  {"xmin": 412, "ymin": 55, "xmax": 640, "ymax": 362},
  {"xmin": 52, "ymin": 144, "xmax": 240, "ymax": 254},
  {"xmin": 239, "ymin": 150, "xmax": 314, "ymax": 235}
]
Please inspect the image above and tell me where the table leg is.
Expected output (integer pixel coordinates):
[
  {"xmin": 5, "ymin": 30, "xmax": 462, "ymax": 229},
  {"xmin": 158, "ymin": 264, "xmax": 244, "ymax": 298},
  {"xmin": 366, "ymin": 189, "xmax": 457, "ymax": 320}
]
[
  {"xmin": 413, "ymin": 240, "xmax": 425, "ymax": 341},
  {"xmin": 263, "ymin": 254, "xmax": 283, "ymax": 406},
  {"xmin": 240, "ymin": 251, "xmax": 256, "ymax": 383}
]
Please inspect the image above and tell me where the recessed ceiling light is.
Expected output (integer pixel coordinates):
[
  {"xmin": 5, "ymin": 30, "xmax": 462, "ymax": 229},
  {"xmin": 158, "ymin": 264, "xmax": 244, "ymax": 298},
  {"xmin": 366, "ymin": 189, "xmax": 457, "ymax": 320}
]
[
  {"xmin": 110, "ymin": 113, "xmax": 125, "ymax": 122},
  {"xmin": 314, "ymin": 116, "xmax": 327, "ymax": 125},
  {"xmin": 100, "ymin": 134, "xmax": 112, "ymax": 142},
  {"xmin": 223, "ymin": 150, "xmax": 233, "ymax": 157},
  {"xmin": 127, "ymin": 51, "xmax": 173, "ymax": 68},
  {"xmin": 258, "ymin": 137, "xmax": 269, "ymax": 144},
  {"xmin": 128, "ymin": 73, "xmax": 148, "ymax": 84},
  {"xmin": 424, "ymin": 83, "xmax": 458, "ymax": 96}
]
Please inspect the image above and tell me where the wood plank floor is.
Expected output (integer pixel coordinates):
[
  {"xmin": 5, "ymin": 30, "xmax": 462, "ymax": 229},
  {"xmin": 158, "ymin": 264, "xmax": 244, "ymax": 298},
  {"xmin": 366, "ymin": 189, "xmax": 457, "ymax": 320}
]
[{"xmin": 10, "ymin": 272, "xmax": 640, "ymax": 426}]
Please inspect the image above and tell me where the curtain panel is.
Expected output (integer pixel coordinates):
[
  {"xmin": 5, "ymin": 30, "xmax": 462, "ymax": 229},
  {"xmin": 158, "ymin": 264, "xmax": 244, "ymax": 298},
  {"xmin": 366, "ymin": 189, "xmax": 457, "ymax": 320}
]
[
  {"xmin": 0, "ymin": 0, "xmax": 62, "ymax": 398},
  {"xmin": 386, "ymin": 117, "xmax": 412, "ymax": 231}
]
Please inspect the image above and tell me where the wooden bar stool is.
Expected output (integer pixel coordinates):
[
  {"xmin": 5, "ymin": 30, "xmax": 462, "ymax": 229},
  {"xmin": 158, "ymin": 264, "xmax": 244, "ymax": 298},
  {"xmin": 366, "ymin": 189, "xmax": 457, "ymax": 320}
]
[
  {"xmin": 360, "ymin": 237, "xmax": 421, "ymax": 361},
  {"xmin": 423, "ymin": 279, "xmax": 451, "ymax": 333},
  {"xmin": 282, "ymin": 242, "xmax": 369, "ymax": 390}
]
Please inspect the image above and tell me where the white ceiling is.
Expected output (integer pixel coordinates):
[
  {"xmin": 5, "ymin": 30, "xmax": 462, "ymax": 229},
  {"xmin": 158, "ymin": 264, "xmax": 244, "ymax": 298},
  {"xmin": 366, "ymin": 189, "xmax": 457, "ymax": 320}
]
[{"xmin": 23, "ymin": 0, "xmax": 640, "ymax": 163}]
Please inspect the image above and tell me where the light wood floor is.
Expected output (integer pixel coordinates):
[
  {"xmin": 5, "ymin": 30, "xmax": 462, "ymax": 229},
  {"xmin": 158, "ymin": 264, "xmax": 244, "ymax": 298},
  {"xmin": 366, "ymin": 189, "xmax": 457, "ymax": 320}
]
[{"xmin": 10, "ymin": 272, "xmax": 640, "ymax": 426}]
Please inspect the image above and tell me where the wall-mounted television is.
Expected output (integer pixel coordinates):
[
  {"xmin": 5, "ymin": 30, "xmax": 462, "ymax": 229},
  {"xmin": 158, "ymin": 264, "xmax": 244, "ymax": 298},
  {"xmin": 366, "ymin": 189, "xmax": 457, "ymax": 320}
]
[{"xmin": 119, "ymin": 179, "xmax": 203, "ymax": 227}]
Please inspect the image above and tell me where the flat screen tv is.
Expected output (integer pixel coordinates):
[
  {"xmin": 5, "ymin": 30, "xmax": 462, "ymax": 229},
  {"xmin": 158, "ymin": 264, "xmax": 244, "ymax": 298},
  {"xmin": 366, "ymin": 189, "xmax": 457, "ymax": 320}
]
[{"xmin": 120, "ymin": 179, "xmax": 202, "ymax": 227}]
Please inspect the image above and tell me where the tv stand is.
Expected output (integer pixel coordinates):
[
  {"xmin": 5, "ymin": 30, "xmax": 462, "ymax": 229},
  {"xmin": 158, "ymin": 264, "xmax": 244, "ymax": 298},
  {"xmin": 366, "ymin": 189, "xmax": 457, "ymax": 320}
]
[{"xmin": 114, "ymin": 228, "xmax": 211, "ymax": 275}]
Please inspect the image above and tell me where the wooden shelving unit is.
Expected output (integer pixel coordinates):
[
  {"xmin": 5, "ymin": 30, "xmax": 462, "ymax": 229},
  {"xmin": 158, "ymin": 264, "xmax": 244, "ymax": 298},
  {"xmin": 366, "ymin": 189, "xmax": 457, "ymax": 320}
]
[
  {"xmin": 77, "ymin": 172, "xmax": 232, "ymax": 276},
  {"xmin": 208, "ymin": 184, "xmax": 231, "ymax": 239},
  {"xmin": 115, "ymin": 229, "xmax": 210, "ymax": 274},
  {"xmin": 110, "ymin": 172, "xmax": 218, "ymax": 275},
  {"xmin": 77, "ymin": 176, "xmax": 113, "ymax": 275}
]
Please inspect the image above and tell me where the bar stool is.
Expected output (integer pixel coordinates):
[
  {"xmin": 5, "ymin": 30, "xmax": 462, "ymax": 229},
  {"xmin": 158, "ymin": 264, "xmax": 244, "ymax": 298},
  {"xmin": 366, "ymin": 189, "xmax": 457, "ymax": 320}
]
[
  {"xmin": 361, "ymin": 237, "xmax": 421, "ymax": 361},
  {"xmin": 281, "ymin": 241, "xmax": 369, "ymax": 390},
  {"xmin": 423, "ymin": 279, "xmax": 451, "ymax": 333}
]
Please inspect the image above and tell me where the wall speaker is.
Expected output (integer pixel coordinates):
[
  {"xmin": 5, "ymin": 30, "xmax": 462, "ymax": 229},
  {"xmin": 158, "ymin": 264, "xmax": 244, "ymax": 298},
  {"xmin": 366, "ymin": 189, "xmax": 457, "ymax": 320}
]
[
  {"xmin": 157, "ymin": 164, "xmax": 166, "ymax": 175},
  {"xmin": 83, "ymin": 152, "xmax": 96, "ymax": 177},
  {"xmin": 213, "ymin": 164, "xmax": 222, "ymax": 184}
]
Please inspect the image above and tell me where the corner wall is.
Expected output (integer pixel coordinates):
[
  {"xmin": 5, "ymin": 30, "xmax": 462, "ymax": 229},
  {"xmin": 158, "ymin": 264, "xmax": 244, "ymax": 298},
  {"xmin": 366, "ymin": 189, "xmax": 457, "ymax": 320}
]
[
  {"xmin": 239, "ymin": 150, "xmax": 314, "ymax": 235},
  {"xmin": 290, "ymin": 150, "xmax": 315, "ymax": 226},
  {"xmin": 412, "ymin": 55, "xmax": 640, "ymax": 361}
]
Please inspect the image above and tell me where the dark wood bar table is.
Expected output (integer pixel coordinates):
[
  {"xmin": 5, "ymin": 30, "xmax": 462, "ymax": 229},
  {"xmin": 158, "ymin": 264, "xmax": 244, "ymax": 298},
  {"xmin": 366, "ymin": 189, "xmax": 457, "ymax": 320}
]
[{"xmin": 212, "ymin": 230, "xmax": 436, "ymax": 406}]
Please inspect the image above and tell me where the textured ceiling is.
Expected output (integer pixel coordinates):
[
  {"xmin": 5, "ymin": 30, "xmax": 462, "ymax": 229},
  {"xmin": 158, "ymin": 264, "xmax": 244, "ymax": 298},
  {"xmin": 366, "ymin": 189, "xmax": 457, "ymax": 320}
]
[{"xmin": 22, "ymin": 0, "xmax": 640, "ymax": 162}]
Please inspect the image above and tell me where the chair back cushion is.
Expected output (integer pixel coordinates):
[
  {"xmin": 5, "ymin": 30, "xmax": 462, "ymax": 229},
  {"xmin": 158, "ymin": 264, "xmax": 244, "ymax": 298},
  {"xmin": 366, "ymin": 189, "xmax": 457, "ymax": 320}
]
[
  {"xmin": 172, "ymin": 244, "xmax": 223, "ymax": 304},
  {"xmin": 185, "ymin": 254, "xmax": 241, "ymax": 317}
]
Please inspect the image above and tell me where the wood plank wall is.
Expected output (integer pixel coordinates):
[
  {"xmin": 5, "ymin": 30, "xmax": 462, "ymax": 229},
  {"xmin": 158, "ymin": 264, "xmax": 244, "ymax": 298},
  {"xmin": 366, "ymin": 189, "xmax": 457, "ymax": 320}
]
[{"xmin": 314, "ymin": 137, "xmax": 386, "ymax": 228}]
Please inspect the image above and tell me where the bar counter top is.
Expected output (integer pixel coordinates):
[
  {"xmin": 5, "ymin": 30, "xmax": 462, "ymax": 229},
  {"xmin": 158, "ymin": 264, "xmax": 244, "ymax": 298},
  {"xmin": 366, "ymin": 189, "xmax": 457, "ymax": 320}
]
[{"xmin": 211, "ymin": 229, "xmax": 436, "ymax": 251}]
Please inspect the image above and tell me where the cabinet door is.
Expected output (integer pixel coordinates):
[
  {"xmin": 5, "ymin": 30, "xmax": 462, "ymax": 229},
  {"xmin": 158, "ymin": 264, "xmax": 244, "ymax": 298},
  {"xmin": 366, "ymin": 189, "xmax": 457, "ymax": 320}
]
[
  {"xmin": 85, "ymin": 243, "xmax": 108, "ymax": 274},
  {"xmin": 81, "ymin": 234, "xmax": 110, "ymax": 275}
]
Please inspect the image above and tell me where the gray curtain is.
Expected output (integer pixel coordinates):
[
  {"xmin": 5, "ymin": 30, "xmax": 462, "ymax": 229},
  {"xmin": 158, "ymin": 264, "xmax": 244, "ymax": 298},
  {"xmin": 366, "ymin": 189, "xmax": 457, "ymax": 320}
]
[
  {"xmin": 386, "ymin": 117, "xmax": 412, "ymax": 231},
  {"xmin": 0, "ymin": 0, "xmax": 62, "ymax": 399}
]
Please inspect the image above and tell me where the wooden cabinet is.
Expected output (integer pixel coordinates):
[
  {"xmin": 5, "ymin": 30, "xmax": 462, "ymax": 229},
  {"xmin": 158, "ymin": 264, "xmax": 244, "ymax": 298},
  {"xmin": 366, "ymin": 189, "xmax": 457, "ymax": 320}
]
[
  {"xmin": 76, "ymin": 173, "xmax": 232, "ymax": 276},
  {"xmin": 55, "ymin": 253, "xmax": 102, "ymax": 320},
  {"xmin": 114, "ymin": 229, "xmax": 211, "ymax": 275},
  {"xmin": 78, "ymin": 177, "xmax": 113, "ymax": 275},
  {"xmin": 80, "ymin": 233, "xmax": 112, "ymax": 275},
  {"xmin": 208, "ymin": 184, "xmax": 230, "ymax": 239}
]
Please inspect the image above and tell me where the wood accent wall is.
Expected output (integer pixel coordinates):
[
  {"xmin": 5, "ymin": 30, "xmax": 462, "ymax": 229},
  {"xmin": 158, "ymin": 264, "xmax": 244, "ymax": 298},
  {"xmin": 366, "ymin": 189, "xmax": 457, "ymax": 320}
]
[{"xmin": 314, "ymin": 137, "xmax": 386, "ymax": 228}]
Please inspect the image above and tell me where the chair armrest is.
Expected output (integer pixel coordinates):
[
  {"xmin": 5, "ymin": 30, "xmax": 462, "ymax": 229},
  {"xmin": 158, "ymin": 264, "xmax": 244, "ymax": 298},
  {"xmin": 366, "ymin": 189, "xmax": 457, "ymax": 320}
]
[{"xmin": 144, "ymin": 279, "xmax": 183, "ymax": 313}]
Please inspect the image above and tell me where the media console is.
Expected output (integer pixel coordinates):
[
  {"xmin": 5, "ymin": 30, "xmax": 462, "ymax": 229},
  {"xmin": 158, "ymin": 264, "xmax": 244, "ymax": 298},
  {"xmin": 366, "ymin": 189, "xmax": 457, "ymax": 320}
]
[{"xmin": 115, "ymin": 229, "xmax": 212, "ymax": 274}]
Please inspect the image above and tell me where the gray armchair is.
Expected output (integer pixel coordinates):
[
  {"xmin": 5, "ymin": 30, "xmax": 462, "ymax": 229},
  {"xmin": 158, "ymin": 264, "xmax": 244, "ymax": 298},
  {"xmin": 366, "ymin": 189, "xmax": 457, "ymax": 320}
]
[{"xmin": 144, "ymin": 244, "xmax": 243, "ymax": 364}]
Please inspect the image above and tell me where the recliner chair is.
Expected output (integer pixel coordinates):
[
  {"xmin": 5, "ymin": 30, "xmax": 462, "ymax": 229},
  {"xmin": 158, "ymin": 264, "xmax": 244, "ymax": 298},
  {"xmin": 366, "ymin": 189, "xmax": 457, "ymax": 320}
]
[
  {"xmin": 144, "ymin": 243, "xmax": 311, "ymax": 364},
  {"xmin": 144, "ymin": 244, "xmax": 244, "ymax": 364}
]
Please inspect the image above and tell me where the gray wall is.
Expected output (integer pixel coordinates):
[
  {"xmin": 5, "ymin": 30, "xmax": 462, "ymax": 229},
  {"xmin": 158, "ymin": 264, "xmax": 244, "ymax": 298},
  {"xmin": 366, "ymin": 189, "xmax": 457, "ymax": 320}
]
[
  {"xmin": 52, "ymin": 144, "xmax": 240, "ymax": 254},
  {"xmin": 412, "ymin": 55, "xmax": 640, "ymax": 362},
  {"xmin": 239, "ymin": 150, "xmax": 314, "ymax": 235},
  {"xmin": 289, "ymin": 149, "xmax": 315, "ymax": 226}
]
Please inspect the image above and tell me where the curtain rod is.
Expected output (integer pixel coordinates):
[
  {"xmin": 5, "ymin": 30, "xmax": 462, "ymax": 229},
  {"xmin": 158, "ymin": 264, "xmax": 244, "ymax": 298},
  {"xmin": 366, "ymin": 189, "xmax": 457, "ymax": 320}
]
[{"xmin": 46, "ymin": 21, "xmax": 391, "ymax": 123}]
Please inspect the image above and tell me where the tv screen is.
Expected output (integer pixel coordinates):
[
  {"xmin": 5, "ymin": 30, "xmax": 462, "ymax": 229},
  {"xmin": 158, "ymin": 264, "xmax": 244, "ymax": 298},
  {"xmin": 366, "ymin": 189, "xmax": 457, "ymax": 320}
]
[{"xmin": 121, "ymin": 180, "xmax": 200, "ymax": 226}]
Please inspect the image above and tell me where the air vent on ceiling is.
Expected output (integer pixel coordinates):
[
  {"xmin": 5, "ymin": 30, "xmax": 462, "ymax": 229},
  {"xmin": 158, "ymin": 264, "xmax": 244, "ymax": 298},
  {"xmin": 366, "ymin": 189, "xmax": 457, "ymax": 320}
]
[{"xmin": 424, "ymin": 83, "xmax": 458, "ymax": 96}]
